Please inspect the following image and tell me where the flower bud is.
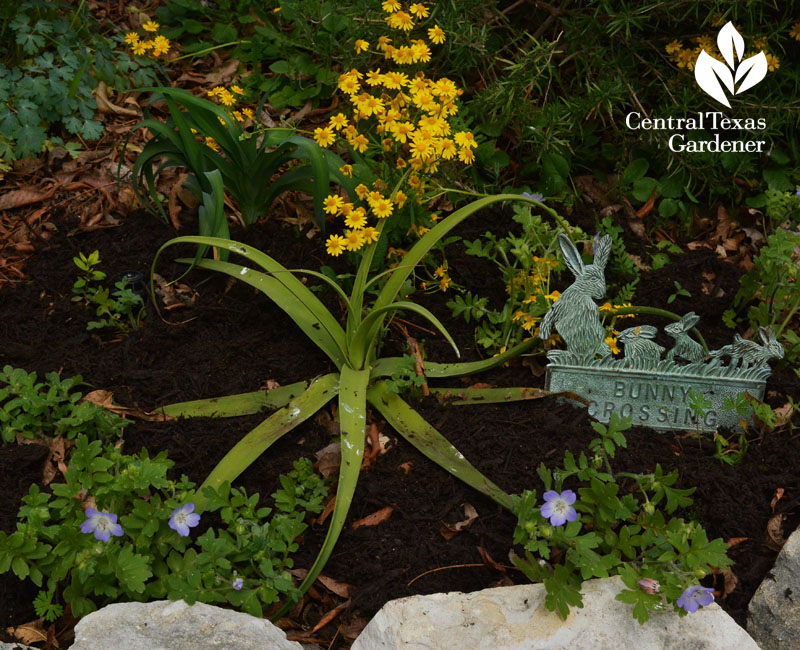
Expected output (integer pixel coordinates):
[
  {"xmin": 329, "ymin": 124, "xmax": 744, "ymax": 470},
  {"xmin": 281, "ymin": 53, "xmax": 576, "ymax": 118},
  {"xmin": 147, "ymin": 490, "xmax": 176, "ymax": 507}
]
[
  {"xmin": 694, "ymin": 567, "xmax": 707, "ymax": 579},
  {"xmin": 540, "ymin": 525, "xmax": 553, "ymax": 539},
  {"xmin": 643, "ymin": 502, "xmax": 655, "ymax": 515},
  {"xmin": 637, "ymin": 578, "xmax": 661, "ymax": 594}
]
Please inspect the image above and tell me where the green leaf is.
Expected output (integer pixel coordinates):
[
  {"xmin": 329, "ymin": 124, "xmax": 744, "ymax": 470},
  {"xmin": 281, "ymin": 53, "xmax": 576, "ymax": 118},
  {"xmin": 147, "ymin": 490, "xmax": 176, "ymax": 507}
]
[
  {"xmin": 543, "ymin": 564, "xmax": 583, "ymax": 619},
  {"xmin": 621, "ymin": 159, "xmax": 648, "ymax": 184},
  {"xmin": 16, "ymin": 124, "xmax": 47, "ymax": 157}
]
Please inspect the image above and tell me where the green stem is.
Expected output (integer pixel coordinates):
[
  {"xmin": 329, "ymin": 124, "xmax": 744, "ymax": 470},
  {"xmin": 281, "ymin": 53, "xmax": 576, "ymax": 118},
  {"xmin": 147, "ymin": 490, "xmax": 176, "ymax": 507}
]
[{"xmin": 173, "ymin": 41, "xmax": 249, "ymax": 61}]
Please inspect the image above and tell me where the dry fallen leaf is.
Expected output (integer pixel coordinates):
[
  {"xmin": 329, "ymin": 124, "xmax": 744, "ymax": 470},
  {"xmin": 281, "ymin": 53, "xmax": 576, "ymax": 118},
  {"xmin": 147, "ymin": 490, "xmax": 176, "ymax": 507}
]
[
  {"xmin": 351, "ymin": 506, "xmax": 393, "ymax": 530},
  {"xmin": 315, "ymin": 442, "xmax": 341, "ymax": 479},
  {"xmin": 317, "ymin": 575, "xmax": 352, "ymax": 599},
  {"xmin": 94, "ymin": 81, "xmax": 141, "ymax": 117},
  {"xmin": 770, "ymin": 488, "xmax": 785, "ymax": 512},
  {"xmin": 477, "ymin": 545, "xmax": 506, "ymax": 572},
  {"xmin": 765, "ymin": 513, "xmax": 787, "ymax": 551},
  {"xmin": 721, "ymin": 569, "xmax": 738, "ymax": 598},
  {"xmin": 6, "ymin": 617, "xmax": 49, "ymax": 646},
  {"xmin": 440, "ymin": 503, "xmax": 478, "ymax": 540},
  {"xmin": 0, "ymin": 187, "xmax": 56, "ymax": 211},
  {"xmin": 81, "ymin": 390, "xmax": 167, "ymax": 421},
  {"xmin": 727, "ymin": 537, "xmax": 750, "ymax": 548},
  {"xmin": 311, "ymin": 600, "xmax": 351, "ymax": 633},
  {"xmin": 398, "ymin": 461, "xmax": 413, "ymax": 474}
]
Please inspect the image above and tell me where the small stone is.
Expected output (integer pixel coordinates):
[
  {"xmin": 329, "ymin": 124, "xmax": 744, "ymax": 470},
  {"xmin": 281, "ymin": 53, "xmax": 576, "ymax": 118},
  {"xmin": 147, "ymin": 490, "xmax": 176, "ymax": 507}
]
[
  {"xmin": 748, "ymin": 526, "xmax": 800, "ymax": 650},
  {"xmin": 352, "ymin": 576, "xmax": 760, "ymax": 650},
  {"xmin": 69, "ymin": 600, "xmax": 303, "ymax": 650}
]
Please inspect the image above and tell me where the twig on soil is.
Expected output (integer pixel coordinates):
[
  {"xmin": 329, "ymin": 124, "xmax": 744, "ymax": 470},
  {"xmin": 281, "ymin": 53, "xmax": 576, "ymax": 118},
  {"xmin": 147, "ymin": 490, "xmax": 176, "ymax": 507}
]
[{"xmin": 407, "ymin": 563, "xmax": 488, "ymax": 587}]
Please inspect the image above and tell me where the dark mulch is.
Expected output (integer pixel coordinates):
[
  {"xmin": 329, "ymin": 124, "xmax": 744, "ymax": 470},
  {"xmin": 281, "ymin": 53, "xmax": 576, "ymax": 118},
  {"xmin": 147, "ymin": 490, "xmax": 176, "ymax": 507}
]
[{"xmin": 1, "ymin": 206, "xmax": 798, "ymax": 646}]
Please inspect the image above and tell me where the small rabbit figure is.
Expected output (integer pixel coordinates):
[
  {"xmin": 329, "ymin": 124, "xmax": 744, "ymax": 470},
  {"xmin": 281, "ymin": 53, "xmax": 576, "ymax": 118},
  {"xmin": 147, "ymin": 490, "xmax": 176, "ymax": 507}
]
[
  {"xmin": 539, "ymin": 233, "xmax": 613, "ymax": 358},
  {"xmin": 665, "ymin": 312, "xmax": 705, "ymax": 363},
  {"xmin": 709, "ymin": 326, "xmax": 784, "ymax": 369},
  {"xmin": 617, "ymin": 325, "xmax": 665, "ymax": 363}
]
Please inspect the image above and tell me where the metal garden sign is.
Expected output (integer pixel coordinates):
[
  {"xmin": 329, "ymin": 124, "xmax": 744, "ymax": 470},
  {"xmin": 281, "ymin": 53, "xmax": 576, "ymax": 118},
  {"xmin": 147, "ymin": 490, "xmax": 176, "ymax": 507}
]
[{"xmin": 540, "ymin": 234, "xmax": 784, "ymax": 432}]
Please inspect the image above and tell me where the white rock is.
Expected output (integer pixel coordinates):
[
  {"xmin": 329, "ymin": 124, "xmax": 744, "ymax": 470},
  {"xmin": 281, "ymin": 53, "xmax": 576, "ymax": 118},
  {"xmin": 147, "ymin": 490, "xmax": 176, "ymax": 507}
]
[
  {"xmin": 68, "ymin": 600, "xmax": 303, "ymax": 650},
  {"xmin": 0, "ymin": 644, "xmax": 39, "ymax": 649},
  {"xmin": 352, "ymin": 576, "xmax": 760, "ymax": 650},
  {"xmin": 748, "ymin": 526, "xmax": 800, "ymax": 650}
]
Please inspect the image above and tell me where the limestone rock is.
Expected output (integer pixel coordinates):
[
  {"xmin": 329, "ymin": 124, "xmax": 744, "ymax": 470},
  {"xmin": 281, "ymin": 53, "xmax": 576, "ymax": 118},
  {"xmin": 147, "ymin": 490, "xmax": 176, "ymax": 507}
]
[
  {"xmin": 0, "ymin": 643, "xmax": 39, "ymax": 649},
  {"xmin": 748, "ymin": 526, "xmax": 800, "ymax": 650},
  {"xmin": 69, "ymin": 600, "xmax": 303, "ymax": 650},
  {"xmin": 352, "ymin": 576, "xmax": 759, "ymax": 650}
]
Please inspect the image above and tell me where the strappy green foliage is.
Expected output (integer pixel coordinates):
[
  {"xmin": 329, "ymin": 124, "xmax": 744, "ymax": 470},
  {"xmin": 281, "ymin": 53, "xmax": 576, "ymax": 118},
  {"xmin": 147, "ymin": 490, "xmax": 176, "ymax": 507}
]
[{"xmin": 152, "ymin": 193, "xmax": 565, "ymax": 614}]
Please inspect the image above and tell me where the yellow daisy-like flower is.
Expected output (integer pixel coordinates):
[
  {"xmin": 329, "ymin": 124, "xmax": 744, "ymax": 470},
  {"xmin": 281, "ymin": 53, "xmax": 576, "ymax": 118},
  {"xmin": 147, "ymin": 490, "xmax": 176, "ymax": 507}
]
[
  {"xmin": 350, "ymin": 134, "xmax": 369, "ymax": 153},
  {"xmin": 339, "ymin": 75, "xmax": 361, "ymax": 95},
  {"xmin": 344, "ymin": 229, "xmax": 366, "ymax": 251},
  {"xmin": 355, "ymin": 39, "xmax": 370, "ymax": 53},
  {"xmin": 242, "ymin": 107, "xmax": 255, "ymax": 119},
  {"xmin": 217, "ymin": 88, "xmax": 236, "ymax": 106},
  {"xmin": 409, "ymin": 3, "xmax": 429, "ymax": 18},
  {"xmin": 413, "ymin": 42, "xmax": 432, "ymax": 64},
  {"xmin": 765, "ymin": 53, "xmax": 779, "ymax": 71},
  {"xmin": 605, "ymin": 336, "xmax": 621, "ymax": 355},
  {"xmin": 416, "ymin": 225, "xmax": 430, "ymax": 236},
  {"xmin": 439, "ymin": 275, "xmax": 451, "ymax": 292},
  {"xmin": 232, "ymin": 110, "xmax": 244, "ymax": 122},
  {"xmin": 665, "ymin": 39, "xmax": 682, "ymax": 54},
  {"xmin": 361, "ymin": 226, "xmax": 380, "ymax": 244},
  {"xmin": 454, "ymin": 131, "xmax": 477, "ymax": 148},
  {"xmin": 427, "ymin": 24, "xmax": 446, "ymax": 44},
  {"xmin": 323, "ymin": 194, "xmax": 344, "ymax": 215},
  {"xmin": 340, "ymin": 202, "xmax": 354, "ymax": 216},
  {"xmin": 132, "ymin": 40, "xmax": 151, "ymax": 55},
  {"xmin": 142, "ymin": 20, "xmax": 159, "ymax": 32},
  {"xmin": 326, "ymin": 234, "xmax": 347, "ymax": 257},
  {"xmin": 231, "ymin": 85, "xmax": 244, "ymax": 95},
  {"xmin": 392, "ymin": 46, "xmax": 416, "ymax": 65},
  {"xmin": 382, "ymin": 0, "xmax": 401, "ymax": 12},
  {"xmin": 151, "ymin": 35, "xmax": 170, "ymax": 56},
  {"xmin": 433, "ymin": 265, "xmax": 446, "ymax": 278},
  {"xmin": 383, "ymin": 71, "xmax": 410, "ymax": 90},
  {"xmin": 313, "ymin": 126, "xmax": 336, "ymax": 148},
  {"xmin": 676, "ymin": 49, "xmax": 695, "ymax": 70},
  {"xmin": 372, "ymin": 198, "xmax": 394, "ymax": 219},
  {"xmin": 124, "ymin": 32, "xmax": 140, "ymax": 45},
  {"xmin": 544, "ymin": 290, "xmax": 561, "ymax": 302},
  {"xmin": 387, "ymin": 11, "xmax": 414, "ymax": 31},
  {"xmin": 339, "ymin": 164, "xmax": 353, "ymax": 177},
  {"xmin": 752, "ymin": 37, "xmax": 767, "ymax": 50},
  {"xmin": 355, "ymin": 183, "xmax": 369, "ymax": 200},
  {"xmin": 695, "ymin": 35, "xmax": 714, "ymax": 50},
  {"xmin": 345, "ymin": 208, "xmax": 368, "ymax": 230},
  {"xmin": 204, "ymin": 137, "xmax": 220, "ymax": 152},
  {"xmin": 791, "ymin": 22, "xmax": 800, "ymax": 41},
  {"xmin": 394, "ymin": 190, "xmax": 407, "ymax": 208},
  {"xmin": 396, "ymin": 157, "xmax": 406, "ymax": 169},
  {"xmin": 457, "ymin": 147, "xmax": 475, "ymax": 164},
  {"xmin": 328, "ymin": 114, "xmax": 347, "ymax": 132},
  {"xmin": 365, "ymin": 69, "xmax": 384, "ymax": 86}
]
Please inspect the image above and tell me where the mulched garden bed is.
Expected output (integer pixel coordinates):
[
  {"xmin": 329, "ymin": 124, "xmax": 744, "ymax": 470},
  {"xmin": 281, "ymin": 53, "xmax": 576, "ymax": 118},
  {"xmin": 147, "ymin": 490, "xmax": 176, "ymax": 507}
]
[{"xmin": 1, "ymin": 206, "xmax": 798, "ymax": 647}]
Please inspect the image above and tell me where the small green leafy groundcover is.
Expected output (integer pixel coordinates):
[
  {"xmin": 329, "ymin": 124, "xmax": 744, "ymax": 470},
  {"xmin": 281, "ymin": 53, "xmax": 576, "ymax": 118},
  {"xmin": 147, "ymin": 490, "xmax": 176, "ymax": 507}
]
[
  {"xmin": 512, "ymin": 414, "xmax": 732, "ymax": 623},
  {"xmin": 0, "ymin": 366, "xmax": 126, "ymax": 444},
  {"xmin": 0, "ymin": 435, "xmax": 328, "ymax": 619}
]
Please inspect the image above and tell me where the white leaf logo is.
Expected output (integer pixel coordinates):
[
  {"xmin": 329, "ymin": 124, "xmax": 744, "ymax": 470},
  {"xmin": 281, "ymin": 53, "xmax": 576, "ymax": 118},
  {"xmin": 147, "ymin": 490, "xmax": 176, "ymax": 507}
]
[{"xmin": 694, "ymin": 22, "xmax": 768, "ymax": 108}]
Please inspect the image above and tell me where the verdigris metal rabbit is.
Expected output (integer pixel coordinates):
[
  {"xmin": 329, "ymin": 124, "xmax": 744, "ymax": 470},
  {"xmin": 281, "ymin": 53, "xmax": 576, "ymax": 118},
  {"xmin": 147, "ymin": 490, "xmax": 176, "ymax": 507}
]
[
  {"xmin": 617, "ymin": 325, "xmax": 664, "ymax": 363},
  {"xmin": 665, "ymin": 312, "xmax": 705, "ymax": 363},
  {"xmin": 709, "ymin": 326, "xmax": 784, "ymax": 369},
  {"xmin": 539, "ymin": 233, "xmax": 613, "ymax": 357}
]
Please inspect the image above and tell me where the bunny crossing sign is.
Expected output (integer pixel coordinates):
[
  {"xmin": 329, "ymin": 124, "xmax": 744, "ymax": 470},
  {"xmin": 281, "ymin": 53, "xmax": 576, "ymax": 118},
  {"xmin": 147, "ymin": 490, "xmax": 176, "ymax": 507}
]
[{"xmin": 540, "ymin": 234, "xmax": 783, "ymax": 433}]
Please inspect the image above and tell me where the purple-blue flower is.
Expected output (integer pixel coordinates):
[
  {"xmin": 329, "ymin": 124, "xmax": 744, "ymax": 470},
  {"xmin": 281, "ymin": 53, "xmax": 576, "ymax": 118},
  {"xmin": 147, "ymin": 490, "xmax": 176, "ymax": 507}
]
[
  {"xmin": 80, "ymin": 508, "xmax": 124, "ymax": 542},
  {"xmin": 169, "ymin": 503, "xmax": 201, "ymax": 537},
  {"xmin": 677, "ymin": 585, "xmax": 715, "ymax": 613},
  {"xmin": 796, "ymin": 188, "xmax": 800, "ymax": 199},
  {"xmin": 232, "ymin": 577, "xmax": 244, "ymax": 591},
  {"xmin": 540, "ymin": 490, "xmax": 578, "ymax": 526},
  {"xmin": 522, "ymin": 191, "xmax": 545, "ymax": 203}
]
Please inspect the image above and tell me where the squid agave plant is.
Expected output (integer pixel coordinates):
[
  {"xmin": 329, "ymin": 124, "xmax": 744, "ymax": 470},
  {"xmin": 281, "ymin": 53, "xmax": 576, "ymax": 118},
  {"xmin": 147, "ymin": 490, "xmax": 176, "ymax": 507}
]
[
  {"xmin": 127, "ymin": 87, "xmax": 354, "ymax": 240},
  {"xmin": 151, "ymin": 193, "xmax": 574, "ymax": 615}
]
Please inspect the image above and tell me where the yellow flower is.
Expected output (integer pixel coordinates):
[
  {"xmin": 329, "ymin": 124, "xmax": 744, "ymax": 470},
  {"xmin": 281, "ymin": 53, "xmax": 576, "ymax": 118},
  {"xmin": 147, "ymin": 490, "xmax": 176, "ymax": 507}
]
[
  {"xmin": 383, "ymin": 71, "xmax": 409, "ymax": 89},
  {"xmin": 457, "ymin": 147, "xmax": 475, "ymax": 164},
  {"xmin": 439, "ymin": 275, "xmax": 451, "ymax": 292},
  {"xmin": 313, "ymin": 126, "xmax": 336, "ymax": 147},
  {"xmin": 344, "ymin": 229, "xmax": 366, "ymax": 251},
  {"xmin": 365, "ymin": 69, "xmax": 384, "ymax": 86},
  {"xmin": 429, "ymin": 212, "xmax": 439, "ymax": 221},
  {"xmin": 416, "ymin": 225, "xmax": 430, "ymax": 236},
  {"xmin": 665, "ymin": 39, "xmax": 682, "ymax": 54},
  {"xmin": 124, "ymin": 32, "xmax": 140, "ymax": 45},
  {"xmin": 350, "ymin": 134, "xmax": 369, "ymax": 153},
  {"xmin": 676, "ymin": 49, "xmax": 695, "ymax": 70},
  {"xmin": 409, "ymin": 140, "xmax": 432, "ymax": 161},
  {"xmin": 439, "ymin": 138, "xmax": 456, "ymax": 159},
  {"xmin": 412, "ymin": 42, "xmax": 432, "ymax": 64},
  {"xmin": 231, "ymin": 85, "xmax": 244, "ymax": 95},
  {"xmin": 695, "ymin": 35, "xmax": 714, "ymax": 50},
  {"xmin": 330, "ymin": 113, "xmax": 349, "ymax": 130},
  {"xmin": 454, "ymin": 131, "xmax": 477, "ymax": 148},
  {"xmin": 323, "ymin": 194, "xmax": 344, "ymax": 215},
  {"xmin": 132, "ymin": 40, "xmax": 149, "ymax": 55},
  {"xmin": 791, "ymin": 22, "xmax": 800, "ymax": 41},
  {"xmin": 392, "ymin": 46, "xmax": 416, "ymax": 65},
  {"xmin": 232, "ymin": 110, "xmax": 244, "ymax": 122},
  {"xmin": 382, "ymin": 0, "xmax": 401, "ymax": 12},
  {"xmin": 242, "ymin": 108, "xmax": 255, "ymax": 119},
  {"xmin": 142, "ymin": 20, "xmax": 159, "ymax": 32},
  {"xmin": 433, "ymin": 265, "xmax": 446, "ymax": 278},
  {"xmin": 339, "ymin": 75, "xmax": 361, "ymax": 95},
  {"xmin": 427, "ymin": 24, "xmax": 446, "ymax": 44},
  {"xmin": 355, "ymin": 39, "xmax": 370, "ymax": 53},
  {"xmin": 355, "ymin": 183, "xmax": 369, "ymax": 199},
  {"xmin": 362, "ymin": 226, "xmax": 380, "ymax": 244},
  {"xmin": 409, "ymin": 3, "xmax": 429, "ymax": 18},
  {"xmin": 151, "ymin": 35, "xmax": 171, "ymax": 56},
  {"xmin": 204, "ymin": 137, "xmax": 220, "ymax": 152},
  {"xmin": 326, "ymin": 234, "xmax": 347, "ymax": 256},
  {"xmin": 395, "ymin": 157, "xmax": 406, "ymax": 169},
  {"xmin": 752, "ymin": 37, "xmax": 767, "ymax": 50},
  {"xmin": 339, "ymin": 164, "xmax": 353, "ymax": 177},
  {"xmin": 394, "ymin": 190, "xmax": 407, "ymax": 208},
  {"xmin": 544, "ymin": 290, "xmax": 561, "ymax": 302},
  {"xmin": 217, "ymin": 88, "xmax": 236, "ymax": 106},
  {"xmin": 372, "ymin": 197, "xmax": 394, "ymax": 219},
  {"xmin": 605, "ymin": 336, "xmax": 620, "ymax": 355},
  {"xmin": 387, "ymin": 11, "xmax": 414, "ymax": 31},
  {"xmin": 340, "ymin": 202, "xmax": 354, "ymax": 216},
  {"xmin": 345, "ymin": 208, "xmax": 368, "ymax": 229},
  {"xmin": 765, "ymin": 53, "xmax": 779, "ymax": 71}
]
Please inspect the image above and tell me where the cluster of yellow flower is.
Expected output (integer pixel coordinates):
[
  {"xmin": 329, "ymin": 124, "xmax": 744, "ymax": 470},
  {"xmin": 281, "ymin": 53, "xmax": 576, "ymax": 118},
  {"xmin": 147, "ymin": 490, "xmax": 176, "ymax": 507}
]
[
  {"xmin": 319, "ymin": 1, "xmax": 477, "ymax": 262},
  {"xmin": 125, "ymin": 20, "xmax": 171, "ymax": 58},
  {"xmin": 509, "ymin": 256, "xmax": 560, "ymax": 337},
  {"xmin": 792, "ymin": 22, "xmax": 800, "ymax": 41},
  {"xmin": 665, "ymin": 34, "xmax": 780, "ymax": 72},
  {"xmin": 598, "ymin": 301, "xmax": 635, "ymax": 354},
  {"xmin": 198, "ymin": 85, "xmax": 255, "ymax": 151}
]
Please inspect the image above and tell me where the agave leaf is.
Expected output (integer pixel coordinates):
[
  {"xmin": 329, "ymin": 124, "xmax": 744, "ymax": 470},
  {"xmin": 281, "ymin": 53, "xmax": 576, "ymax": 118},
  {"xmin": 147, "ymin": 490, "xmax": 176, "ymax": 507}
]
[
  {"xmin": 289, "ymin": 365, "xmax": 369, "ymax": 609},
  {"xmin": 367, "ymin": 380, "xmax": 515, "ymax": 511},
  {"xmin": 158, "ymin": 381, "xmax": 309, "ymax": 418},
  {"xmin": 427, "ymin": 385, "xmax": 588, "ymax": 406},
  {"xmin": 195, "ymin": 170, "xmax": 230, "ymax": 261},
  {"xmin": 195, "ymin": 373, "xmax": 339, "ymax": 510}
]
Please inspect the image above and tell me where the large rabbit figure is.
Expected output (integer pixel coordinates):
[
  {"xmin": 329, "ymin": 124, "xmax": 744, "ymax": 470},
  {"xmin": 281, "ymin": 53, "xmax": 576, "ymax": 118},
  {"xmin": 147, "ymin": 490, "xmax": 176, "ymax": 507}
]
[
  {"xmin": 539, "ymin": 233, "xmax": 613, "ymax": 358},
  {"xmin": 665, "ymin": 312, "xmax": 705, "ymax": 363}
]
